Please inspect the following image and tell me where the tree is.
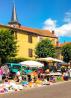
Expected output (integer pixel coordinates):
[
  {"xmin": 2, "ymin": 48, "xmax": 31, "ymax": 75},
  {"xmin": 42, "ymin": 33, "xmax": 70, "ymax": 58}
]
[
  {"xmin": 0, "ymin": 29, "xmax": 17, "ymax": 64},
  {"xmin": 61, "ymin": 43, "xmax": 71, "ymax": 63},
  {"xmin": 35, "ymin": 38, "xmax": 56, "ymax": 58}
]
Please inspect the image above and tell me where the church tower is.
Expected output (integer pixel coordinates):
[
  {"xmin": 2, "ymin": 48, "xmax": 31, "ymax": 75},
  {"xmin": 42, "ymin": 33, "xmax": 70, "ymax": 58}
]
[{"xmin": 8, "ymin": 3, "xmax": 21, "ymax": 27}]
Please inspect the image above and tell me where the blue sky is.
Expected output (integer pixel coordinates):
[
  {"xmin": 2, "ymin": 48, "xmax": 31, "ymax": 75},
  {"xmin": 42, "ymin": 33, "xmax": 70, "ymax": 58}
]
[{"xmin": 0, "ymin": 0, "xmax": 71, "ymax": 43}]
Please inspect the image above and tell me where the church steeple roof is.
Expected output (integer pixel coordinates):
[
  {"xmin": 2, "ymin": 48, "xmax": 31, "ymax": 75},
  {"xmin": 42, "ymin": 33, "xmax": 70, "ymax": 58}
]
[
  {"xmin": 11, "ymin": 4, "xmax": 18, "ymax": 22},
  {"xmin": 8, "ymin": 3, "xmax": 21, "ymax": 26}
]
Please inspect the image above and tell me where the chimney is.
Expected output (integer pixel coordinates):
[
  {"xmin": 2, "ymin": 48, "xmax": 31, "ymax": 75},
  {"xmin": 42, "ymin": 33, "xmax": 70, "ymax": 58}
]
[
  {"xmin": 56, "ymin": 41, "xmax": 59, "ymax": 47},
  {"xmin": 52, "ymin": 30, "xmax": 55, "ymax": 34}
]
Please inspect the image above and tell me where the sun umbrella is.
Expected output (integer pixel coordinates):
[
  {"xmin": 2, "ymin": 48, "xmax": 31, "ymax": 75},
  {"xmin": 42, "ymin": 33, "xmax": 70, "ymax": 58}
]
[
  {"xmin": 19, "ymin": 60, "xmax": 44, "ymax": 68},
  {"xmin": 24, "ymin": 69, "xmax": 32, "ymax": 74},
  {"xmin": 37, "ymin": 57, "xmax": 64, "ymax": 63},
  {"xmin": 53, "ymin": 58, "xmax": 64, "ymax": 63},
  {"xmin": 37, "ymin": 57, "xmax": 55, "ymax": 62}
]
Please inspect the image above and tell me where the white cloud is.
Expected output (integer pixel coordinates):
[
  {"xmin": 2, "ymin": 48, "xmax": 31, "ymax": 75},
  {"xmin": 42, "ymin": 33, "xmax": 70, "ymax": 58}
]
[
  {"xmin": 43, "ymin": 18, "xmax": 56, "ymax": 31},
  {"xmin": 56, "ymin": 23, "xmax": 71, "ymax": 36},
  {"xmin": 42, "ymin": 11, "xmax": 71, "ymax": 37}
]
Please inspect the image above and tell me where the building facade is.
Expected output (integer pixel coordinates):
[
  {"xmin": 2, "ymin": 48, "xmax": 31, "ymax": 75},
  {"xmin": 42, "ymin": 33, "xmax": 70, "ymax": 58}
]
[{"xmin": 0, "ymin": 4, "xmax": 58, "ymax": 59}]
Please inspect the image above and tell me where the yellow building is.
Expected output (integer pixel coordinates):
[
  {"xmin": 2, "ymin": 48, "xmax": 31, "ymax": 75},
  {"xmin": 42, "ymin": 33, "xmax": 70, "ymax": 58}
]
[{"xmin": 0, "ymin": 4, "xmax": 58, "ymax": 59}]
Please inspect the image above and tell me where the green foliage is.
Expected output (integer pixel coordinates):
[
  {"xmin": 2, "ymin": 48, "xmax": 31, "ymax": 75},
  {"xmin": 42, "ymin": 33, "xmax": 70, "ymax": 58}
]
[
  {"xmin": 35, "ymin": 38, "xmax": 56, "ymax": 58},
  {"xmin": 0, "ymin": 29, "xmax": 17, "ymax": 64},
  {"xmin": 61, "ymin": 43, "xmax": 71, "ymax": 63},
  {"xmin": 7, "ymin": 57, "xmax": 29, "ymax": 63}
]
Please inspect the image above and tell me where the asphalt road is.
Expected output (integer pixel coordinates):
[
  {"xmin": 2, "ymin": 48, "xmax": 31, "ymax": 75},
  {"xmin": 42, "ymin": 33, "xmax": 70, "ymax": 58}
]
[{"xmin": 0, "ymin": 81, "xmax": 71, "ymax": 98}]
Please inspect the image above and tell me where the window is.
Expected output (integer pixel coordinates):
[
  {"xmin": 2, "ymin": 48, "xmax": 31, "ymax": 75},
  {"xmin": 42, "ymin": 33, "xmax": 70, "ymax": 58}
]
[
  {"xmin": 15, "ymin": 32, "xmax": 17, "ymax": 39},
  {"xmin": 10, "ymin": 30, "xmax": 17, "ymax": 39},
  {"xmin": 28, "ymin": 49, "xmax": 33, "ymax": 57},
  {"xmin": 28, "ymin": 35, "xmax": 32, "ymax": 43}
]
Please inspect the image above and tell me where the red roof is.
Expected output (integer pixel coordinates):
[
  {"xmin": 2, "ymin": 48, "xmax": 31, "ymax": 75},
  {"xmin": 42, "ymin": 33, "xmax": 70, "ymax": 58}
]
[
  {"xmin": 59, "ymin": 42, "xmax": 71, "ymax": 47},
  {"xmin": 19, "ymin": 26, "xmax": 57, "ymax": 38},
  {"xmin": 0, "ymin": 24, "xmax": 57, "ymax": 38}
]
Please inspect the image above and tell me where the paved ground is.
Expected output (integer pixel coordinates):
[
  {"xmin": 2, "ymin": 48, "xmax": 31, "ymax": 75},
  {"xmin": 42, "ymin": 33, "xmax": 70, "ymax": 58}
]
[{"xmin": 0, "ymin": 81, "xmax": 71, "ymax": 98}]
